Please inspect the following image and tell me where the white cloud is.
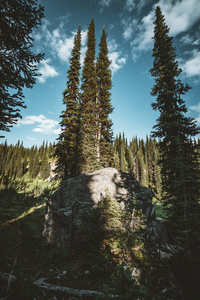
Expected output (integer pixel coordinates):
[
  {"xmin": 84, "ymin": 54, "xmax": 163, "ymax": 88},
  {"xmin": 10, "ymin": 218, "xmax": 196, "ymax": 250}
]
[
  {"xmin": 180, "ymin": 34, "xmax": 194, "ymax": 45},
  {"xmin": 18, "ymin": 115, "xmax": 45, "ymax": 125},
  {"xmin": 190, "ymin": 102, "xmax": 200, "ymax": 124},
  {"xmin": 27, "ymin": 136, "xmax": 37, "ymax": 141},
  {"xmin": 180, "ymin": 33, "xmax": 200, "ymax": 46},
  {"xmin": 80, "ymin": 45, "xmax": 88, "ymax": 66},
  {"xmin": 128, "ymin": 0, "xmax": 200, "ymax": 59},
  {"xmin": 137, "ymin": 0, "xmax": 150, "ymax": 11},
  {"xmin": 81, "ymin": 29, "xmax": 88, "ymax": 46},
  {"xmin": 99, "ymin": 0, "xmax": 112, "ymax": 9},
  {"xmin": 125, "ymin": 0, "xmax": 149, "ymax": 12},
  {"xmin": 125, "ymin": 0, "xmax": 136, "ymax": 12},
  {"xmin": 123, "ymin": 22, "xmax": 134, "ymax": 40},
  {"xmin": 99, "ymin": 0, "xmax": 112, "ymax": 12},
  {"xmin": 107, "ymin": 38, "xmax": 118, "ymax": 52},
  {"xmin": 180, "ymin": 50, "xmax": 200, "ymax": 77},
  {"xmin": 17, "ymin": 115, "xmax": 61, "ymax": 135},
  {"xmin": 38, "ymin": 59, "xmax": 59, "ymax": 83},
  {"xmin": 158, "ymin": 0, "xmax": 200, "ymax": 36},
  {"xmin": 108, "ymin": 52, "xmax": 126, "ymax": 75},
  {"xmin": 99, "ymin": 0, "xmax": 112, "ymax": 7},
  {"xmin": 34, "ymin": 32, "xmax": 42, "ymax": 42},
  {"xmin": 35, "ymin": 18, "xmax": 88, "ymax": 64},
  {"xmin": 57, "ymin": 36, "xmax": 75, "ymax": 62},
  {"xmin": 190, "ymin": 102, "xmax": 200, "ymax": 113},
  {"xmin": 108, "ymin": 39, "xmax": 127, "ymax": 75}
]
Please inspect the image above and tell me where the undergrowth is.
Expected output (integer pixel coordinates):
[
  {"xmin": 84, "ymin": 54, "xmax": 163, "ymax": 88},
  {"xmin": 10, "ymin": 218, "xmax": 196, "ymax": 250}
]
[{"xmin": 0, "ymin": 181, "xmax": 190, "ymax": 299}]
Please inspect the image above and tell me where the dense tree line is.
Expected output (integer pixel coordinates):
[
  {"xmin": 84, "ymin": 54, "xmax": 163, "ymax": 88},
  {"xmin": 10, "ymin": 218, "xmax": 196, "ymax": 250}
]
[
  {"xmin": 0, "ymin": 141, "xmax": 54, "ymax": 186},
  {"xmin": 113, "ymin": 133, "xmax": 162, "ymax": 199},
  {"xmin": 0, "ymin": 135, "xmax": 166, "ymax": 198}
]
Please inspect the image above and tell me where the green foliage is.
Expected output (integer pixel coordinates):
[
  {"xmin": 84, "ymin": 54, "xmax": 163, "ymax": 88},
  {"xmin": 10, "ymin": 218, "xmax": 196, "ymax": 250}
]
[
  {"xmin": 150, "ymin": 6, "xmax": 200, "ymax": 254},
  {"xmin": 96, "ymin": 26, "xmax": 114, "ymax": 167},
  {"xmin": 100, "ymin": 190, "xmax": 122, "ymax": 230},
  {"xmin": 54, "ymin": 20, "xmax": 114, "ymax": 177},
  {"xmin": 113, "ymin": 133, "xmax": 162, "ymax": 199},
  {"xmin": 54, "ymin": 26, "xmax": 82, "ymax": 180},
  {"xmin": 155, "ymin": 201, "xmax": 167, "ymax": 219},
  {"xmin": 0, "ymin": 0, "xmax": 44, "ymax": 135},
  {"xmin": 80, "ymin": 18, "xmax": 99, "ymax": 173},
  {"xmin": 0, "ymin": 141, "xmax": 53, "ymax": 185}
]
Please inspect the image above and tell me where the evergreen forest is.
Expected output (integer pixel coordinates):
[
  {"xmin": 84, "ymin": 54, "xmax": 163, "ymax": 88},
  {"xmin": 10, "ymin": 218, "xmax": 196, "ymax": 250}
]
[{"xmin": 0, "ymin": 2, "xmax": 200, "ymax": 299}]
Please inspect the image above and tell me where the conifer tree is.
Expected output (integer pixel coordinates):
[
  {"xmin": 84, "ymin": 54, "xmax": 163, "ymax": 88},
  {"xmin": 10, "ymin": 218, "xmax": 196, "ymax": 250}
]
[
  {"xmin": 80, "ymin": 18, "xmax": 99, "ymax": 173},
  {"xmin": 96, "ymin": 27, "xmax": 113, "ymax": 167},
  {"xmin": 114, "ymin": 150, "xmax": 120, "ymax": 170},
  {"xmin": 0, "ymin": 0, "xmax": 44, "ymax": 135},
  {"xmin": 137, "ymin": 148, "xmax": 145, "ymax": 186},
  {"xmin": 54, "ymin": 26, "xmax": 82, "ymax": 179},
  {"xmin": 120, "ymin": 142, "xmax": 128, "ymax": 172},
  {"xmin": 150, "ymin": 6, "xmax": 200, "ymax": 253},
  {"xmin": 40, "ymin": 152, "xmax": 50, "ymax": 179},
  {"xmin": 29, "ymin": 151, "xmax": 40, "ymax": 179}
]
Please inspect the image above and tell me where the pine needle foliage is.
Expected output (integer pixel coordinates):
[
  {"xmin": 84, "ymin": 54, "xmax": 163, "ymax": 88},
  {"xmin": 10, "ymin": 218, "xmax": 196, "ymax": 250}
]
[
  {"xmin": 54, "ymin": 26, "xmax": 82, "ymax": 179},
  {"xmin": 150, "ymin": 6, "xmax": 200, "ymax": 253},
  {"xmin": 54, "ymin": 20, "xmax": 114, "ymax": 177},
  {"xmin": 96, "ymin": 27, "xmax": 113, "ymax": 167},
  {"xmin": 80, "ymin": 18, "xmax": 99, "ymax": 173},
  {"xmin": 0, "ymin": 0, "xmax": 44, "ymax": 135}
]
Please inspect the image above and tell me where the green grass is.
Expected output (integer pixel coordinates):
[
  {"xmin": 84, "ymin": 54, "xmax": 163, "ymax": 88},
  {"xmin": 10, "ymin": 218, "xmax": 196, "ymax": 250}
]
[{"xmin": 155, "ymin": 202, "xmax": 167, "ymax": 219}]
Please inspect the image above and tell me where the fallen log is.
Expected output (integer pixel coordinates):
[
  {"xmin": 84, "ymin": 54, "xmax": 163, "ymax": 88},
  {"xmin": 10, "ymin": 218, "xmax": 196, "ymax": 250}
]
[{"xmin": 34, "ymin": 278, "xmax": 119, "ymax": 299}]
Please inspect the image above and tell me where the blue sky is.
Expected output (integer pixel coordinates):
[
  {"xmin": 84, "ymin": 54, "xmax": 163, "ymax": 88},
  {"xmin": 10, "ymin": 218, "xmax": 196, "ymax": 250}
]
[{"xmin": 4, "ymin": 0, "xmax": 200, "ymax": 147}]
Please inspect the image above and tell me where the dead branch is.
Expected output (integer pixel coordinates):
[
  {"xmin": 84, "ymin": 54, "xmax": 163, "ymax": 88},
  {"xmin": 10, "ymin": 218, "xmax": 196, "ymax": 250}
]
[
  {"xmin": 34, "ymin": 278, "xmax": 119, "ymax": 299},
  {"xmin": 0, "ymin": 272, "xmax": 17, "ymax": 283}
]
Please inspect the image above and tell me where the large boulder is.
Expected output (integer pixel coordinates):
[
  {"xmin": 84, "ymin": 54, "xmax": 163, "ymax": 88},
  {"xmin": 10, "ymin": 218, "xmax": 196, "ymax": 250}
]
[{"xmin": 43, "ymin": 168, "xmax": 155, "ymax": 247}]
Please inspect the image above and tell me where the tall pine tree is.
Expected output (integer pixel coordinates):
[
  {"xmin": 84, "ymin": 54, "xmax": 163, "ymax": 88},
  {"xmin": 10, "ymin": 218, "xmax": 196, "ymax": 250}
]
[
  {"xmin": 54, "ymin": 26, "xmax": 82, "ymax": 179},
  {"xmin": 80, "ymin": 18, "xmax": 99, "ymax": 173},
  {"xmin": 96, "ymin": 26, "xmax": 113, "ymax": 167},
  {"xmin": 150, "ymin": 6, "xmax": 200, "ymax": 253}
]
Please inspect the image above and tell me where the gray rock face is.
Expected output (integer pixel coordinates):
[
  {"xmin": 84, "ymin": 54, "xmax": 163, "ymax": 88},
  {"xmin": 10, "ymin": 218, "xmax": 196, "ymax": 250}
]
[{"xmin": 43, "ymin": 168, "xmax": 155, "ymax": 247}]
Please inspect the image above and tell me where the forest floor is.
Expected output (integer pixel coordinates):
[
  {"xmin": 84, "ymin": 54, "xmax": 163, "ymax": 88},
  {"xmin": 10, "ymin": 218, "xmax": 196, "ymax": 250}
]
[{"xmin": 0, "ymin": 179, "xmax": 199, "ymax": 299}]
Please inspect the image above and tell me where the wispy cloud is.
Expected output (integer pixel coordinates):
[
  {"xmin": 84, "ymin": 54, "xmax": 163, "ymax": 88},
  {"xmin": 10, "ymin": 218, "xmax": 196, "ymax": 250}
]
[
  {"xmin": 180, "ymin": 50, "xmax": 200, "ymax": 77},
  {"xmin": 99, "ymin": 0, "xmax": 112, "ymax": 7},
  {"xmin": 157, "ymin": 0, "xmax": 200, "ymax": 36},
  {"xmin": 125, "ymin": 0, "xmax": 136, "ymax": 12},
  {"xmin": 124, "ymin": 0, "xmax": 200, "ymax": 60},
  {"xmin": 109, "ymin": 52, "xmax": 126, "ymax": 74},
  {"xmin": 33, "ymin": 16, "xmax": 88, "ymax": 64},
  {"xmin": 17, "ymin": 115, "xmax": 61, "ymax": 135},
  {"xmin": 190, "ymin": 102, "xmax": 200, "ymax": 124},
  {"xmin": 27, "ymin": 136, "xmax": 37, "ymax": 141},
  {"xmin": 99, "ymin": 0, "xmax": 112, "ymax": 12},
  {"xmin": 108, "ymin": 39, "xmax": 126, "ymax": 74},
  {"xmin": 125, "ymin": 0, "xmax": 150, "ymax": 12},
  {"xmin": 38, "ymin": 59, "xmax": 59, "ymax": 83},
  {"xmin": 123, "ymin": 19, "xmax": 138, "ymax": 40},
  {"xmin": 180, "ymin": 33, "xmax": 200, "ymax": 46}
]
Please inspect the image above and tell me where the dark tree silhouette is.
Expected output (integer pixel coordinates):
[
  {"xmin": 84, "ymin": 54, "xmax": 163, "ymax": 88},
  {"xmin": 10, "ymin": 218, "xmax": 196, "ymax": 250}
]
[
  {"xmin": 0, "ymin": 0, "xmax": 44, "ymax": 136},
  {"xmin": 150, "ymin": 6, "xmax": 200, "ymax": 254}
]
